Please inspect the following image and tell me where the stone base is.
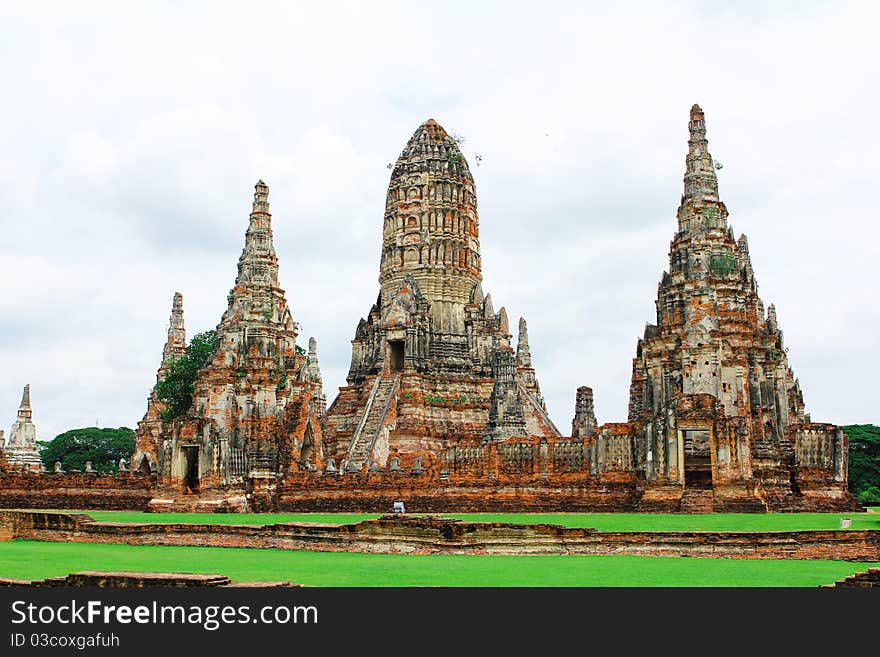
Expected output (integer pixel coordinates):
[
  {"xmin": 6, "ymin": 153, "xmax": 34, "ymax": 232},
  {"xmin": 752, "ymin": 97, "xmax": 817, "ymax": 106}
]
[
  {"xmin": 3, "ymin": 448, "xmax": 43, "ymax": 473},
  {"xmin": 0, "ymin": 471, "xmax": 152, "ymax": 510},
  {"xmin": 636, "ymin": 484, "xmax": 683, "ymax": 512},
  {"xmin": 823, "ymin": 567, "xmax": 880, "ymax": 587},
  {"xmin": 0, "ymin": 571, "xmax": 295, "ymax": 587},
  {"xmin": 0, "ymin": 469, "xmax": 862, "ymax": 514},
  {"xmin": 278, "ymin": 474, "xmax": 643, "ymax": 512},
  {"xmin": 4, "ymin": 511, "xmax": 879, "ymax": 561},
  {"xmin": 147, "ymin": 492, "xmax": 249, "ymax": 513},
  {"xmin": 634, "ymin": 481, "xmax": 856, "ymax": 513},
  {"xmin": 712, "ymin": 483, "xmax": 768, "ymax": 513}
]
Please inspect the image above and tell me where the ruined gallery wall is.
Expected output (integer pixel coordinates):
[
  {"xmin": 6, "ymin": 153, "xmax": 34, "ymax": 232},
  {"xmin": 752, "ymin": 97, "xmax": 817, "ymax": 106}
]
[
  {"xmin": 3, "ymin": 512, "xmax": 878, "ymax": 561},
  {"xmin": 0, "ymin": 472, "xmax": 153, "ymax": 510},
  {"xmin": 278, "ymin": 471, "xmax": 641, "ymax": 513}
]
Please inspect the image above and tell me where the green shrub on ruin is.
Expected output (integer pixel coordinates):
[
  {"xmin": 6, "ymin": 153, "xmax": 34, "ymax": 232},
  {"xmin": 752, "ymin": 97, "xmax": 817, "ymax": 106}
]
[
  {"xmin": 709, "ymin": 252, "xmax": 737, "ymax": 277},
  {"xmin": 156, "ymin": 330, "xmax": 218, "ymax": 421}
]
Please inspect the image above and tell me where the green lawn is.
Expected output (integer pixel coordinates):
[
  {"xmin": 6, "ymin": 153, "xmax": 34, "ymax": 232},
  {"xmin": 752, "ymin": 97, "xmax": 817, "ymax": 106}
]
[
  {"xmin": 41, "ymin": 509, "xmax": 880, "ymax": 532},
  {"xmin": 0, "ymin": 540, "xmax": 875, "ymax": 587}
]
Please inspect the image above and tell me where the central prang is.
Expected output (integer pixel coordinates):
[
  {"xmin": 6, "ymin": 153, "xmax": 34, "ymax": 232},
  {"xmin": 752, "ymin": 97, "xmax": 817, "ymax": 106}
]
[{"xmin": 323, "ymin": 119, "xmax": 561, "ymax": 472}]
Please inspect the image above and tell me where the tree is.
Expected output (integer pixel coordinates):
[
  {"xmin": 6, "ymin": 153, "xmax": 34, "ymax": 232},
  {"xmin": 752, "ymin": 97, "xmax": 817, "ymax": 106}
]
[
  {"xmin": 845, "ymin": 424, "xmax": 880, "ymax": 505},
  {"xmin": 39, "ymin": 427, "xmax": 135, "ymax": 473},
  {"xmin": 155, "ymin": 330, "xmax": 217, "ymax": 421}
]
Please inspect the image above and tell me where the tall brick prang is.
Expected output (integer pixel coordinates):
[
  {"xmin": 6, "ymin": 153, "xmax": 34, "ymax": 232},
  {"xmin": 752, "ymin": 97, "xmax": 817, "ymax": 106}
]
[
  {"xmin": 621, "ymin": 104, "xmax": 854, "ymax": 510},
  {"xmin": 324, "ymin": 119, "xmax": 559, "ymax": 470},
  {"xmin": 139, "ymin": 181, "xmax": 326, "ymax": 509}
]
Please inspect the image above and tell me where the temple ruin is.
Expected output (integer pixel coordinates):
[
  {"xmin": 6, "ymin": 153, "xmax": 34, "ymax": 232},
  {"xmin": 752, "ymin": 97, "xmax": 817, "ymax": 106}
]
[
  {"xmin": 132, "ymin": 291, "xmax": 187, "ymax": 476},
  {"xmin": 133, "ymin": 181, "xmax": 326, "ymax": 510},
  {"xmin": 589, "ymin": 104, "xmax": 854, "ymax": 511},
  {"xmin": 323, "ymin": 119, "xmax": 560, "ymax": 472},
  {"xmin": 2, "ymin": 385, "xmax": 42, "ymax": 472},
  {"xmin": 1, "ymin": 106, "xmax": 856, "ymax": 513}
]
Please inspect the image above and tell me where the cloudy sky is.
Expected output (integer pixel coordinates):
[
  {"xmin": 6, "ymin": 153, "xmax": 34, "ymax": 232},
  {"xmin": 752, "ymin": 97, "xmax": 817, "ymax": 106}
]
[{"xmin": 1, "ymin": 1, "xmax": 877, "ymax": 441}]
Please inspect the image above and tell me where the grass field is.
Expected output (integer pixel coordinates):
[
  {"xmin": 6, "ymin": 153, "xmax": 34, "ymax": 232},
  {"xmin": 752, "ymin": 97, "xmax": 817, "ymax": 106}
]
[
  {"xmin": 47, "ymin": 509, "xmax": 880, "ymax": 532},
  {"xmin": 0, "ymin": 540, "xmax": 876, "ymax": 587}
]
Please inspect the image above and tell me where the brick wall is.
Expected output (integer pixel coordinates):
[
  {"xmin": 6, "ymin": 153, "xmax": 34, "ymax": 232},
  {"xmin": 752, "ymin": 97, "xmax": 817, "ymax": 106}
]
[
  {"xmin": 0, "ymin": 469, "xmax": 860, "ymax": 513},
  {"xmin": 278, "ymin": 471, "xmax": 642, "ymax": 512},
  {"xmin": 0, "ymin": 472, "xmax": 153, "ymax": 510},
  {"xmin": 3, "ymin": 511, "xmax": 878, "ymax": 561}
]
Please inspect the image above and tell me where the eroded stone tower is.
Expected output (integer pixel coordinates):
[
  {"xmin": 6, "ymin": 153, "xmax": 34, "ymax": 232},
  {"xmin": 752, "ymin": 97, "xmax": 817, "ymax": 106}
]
[
  {"xmin": 4, "ymin": 385, "xmax": 42, "ymax": 472},
  {"xmin": 132, "ymin": 291, "xmax": 187, "ymax": 475},
  {"xmin": 571, "ymin": 386, "xmax": 598, "ymax": 439},
  {"xmin": 324, "ymin": 119, "xmax": 559, "ymax": 470},
  {"xmin": 146, "ymin": 181, "xmax": 326, "ymax": 508},
  {"xmin": 626, "ymin": 105, "xmax": 852, "ymax": 510}
]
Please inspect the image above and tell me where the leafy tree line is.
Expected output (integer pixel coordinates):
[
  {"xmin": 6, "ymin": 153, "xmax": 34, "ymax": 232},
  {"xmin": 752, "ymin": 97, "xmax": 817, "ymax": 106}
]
[
  {"xmin": 845, "ymin": 424, "xmax": 880, "ymax": 505},
  {"xmin": 39, "ymin": 427, "xmax": 134, "ymax": 473}
]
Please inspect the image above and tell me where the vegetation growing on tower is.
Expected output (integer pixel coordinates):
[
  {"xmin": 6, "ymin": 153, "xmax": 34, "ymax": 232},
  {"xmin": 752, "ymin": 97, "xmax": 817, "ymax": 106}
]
[{"xmin": 156, "ymin": 330, "xmax": 217, "ymax": 421}]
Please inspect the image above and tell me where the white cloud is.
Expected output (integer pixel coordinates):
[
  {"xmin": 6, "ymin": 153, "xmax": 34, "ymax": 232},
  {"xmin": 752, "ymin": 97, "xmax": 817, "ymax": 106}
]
[{"xmin": 0, "ymin": 1, "xmax": 877, "ymax": 443}]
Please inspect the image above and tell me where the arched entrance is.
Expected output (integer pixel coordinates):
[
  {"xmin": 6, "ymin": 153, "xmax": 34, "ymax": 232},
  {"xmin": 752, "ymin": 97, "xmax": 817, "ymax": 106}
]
[
  {"xmin": 183, "ymin": 446, "xmax": 199, "ymax": 494},
  {"xmin": 388, "ymin": 340, "xmax": 405, "ymax": 372},
  {"xmin": 138, "ymin": 456, "xmax": 152, "ymax": 476},
  {"xmin": 682, "ymin": 428, "xmax": 712, "ymax": 489},
  {"xmin": 301, "ymin": 423, "xmax": 315, "ymax": 467}
]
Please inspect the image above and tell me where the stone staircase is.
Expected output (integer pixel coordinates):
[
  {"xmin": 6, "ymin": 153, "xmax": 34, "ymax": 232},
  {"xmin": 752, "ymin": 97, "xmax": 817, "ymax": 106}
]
[
  {"xmin": 679, "ymin": 487, "xmax": 715, "ymax": 513},
  {"xmin": 346, "ymin": 375, "xmax": 399, "ymax": 469},
  {"xmin": 823, "ymin": 568, "xmax": 880, "ymax": 588},
  {"xmin": 518, "ymin": 383, "xmax": 562, "ymax": 436},
  {"xmin": 636, "ymin": 485, "xmax": 684, "ymax": 512}
]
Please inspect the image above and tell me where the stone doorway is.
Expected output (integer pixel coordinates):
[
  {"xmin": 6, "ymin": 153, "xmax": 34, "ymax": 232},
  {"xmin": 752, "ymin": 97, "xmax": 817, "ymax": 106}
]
[
  {"xmin": 301, "ymin": 424, "xmax": 315, "ymax": 467},
  {"xmin": 183, "ymin": 446, "xmax": 199, "ymax": 494},
  {"xmin": 388, "ymin": 340, "xmax": 405, "ymax": 373},
  {"xmin": 683, "ymin": 429, "xmax": 712, "ymax": 489}
]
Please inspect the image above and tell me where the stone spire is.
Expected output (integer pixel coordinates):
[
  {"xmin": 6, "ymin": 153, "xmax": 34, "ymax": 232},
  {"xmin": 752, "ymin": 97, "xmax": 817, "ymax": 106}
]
[
  {"xmin": 5, "ymin": 384, "xmax": 42, "ymax": 472},
  {"xmin": 677, "ymin": 104, "xmax": 728, "ymax": 235},
  {"xmin": 17, "ymin": 384, "xmax": 32, "ymax": 422},
  {"xmin": 485, "ymin": 348, "xmax": 527, "ymax": 443},
  {"xmin": 217, "ymin": 180, "xmax": 297, "ymax": 346},
  {"xmin": 152, "ymin": 293, "xmax": 186, "ymax": 386},
  {"xmin": 571, "ymin": 386, "xmax": 598, "ymax": 439},
  {"xmin": 737, "ymin": 234, "xmax": 756, "ymax": 284},
  {"xmin": 163, "ymin": 292, "xmax": 186, "ymax": 363},
  {"xmin": 303, "ymin": 337, "xmax": 322, "ymax": 383},
  {"xmin": 132, "ymin": 292, "xmax": 187, "ymax": 474},
  {"xmin": 303, "ymin": 337, "xmax": 327, "ymax": 418},
  {"xmin": 682, "ymin": 104, "xmax": 719, "ymax": 203},
  {"xmin": 515, "ymin": 316, "xmax": 548, "ymax": 413},
  {"xmin": 149, "ymin": 293, "xmax": 187, "ymax": 404},
  {"xmin": 232, "ymin": 180, "xmax": 280, "ymax": 292},
  {"xmin": 516, "ymin": 317, "xmax": 532, "ymax": 368},
  {"xmin": 767, "ymin": 304, "xmax": 778, "ymax": 332}
]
